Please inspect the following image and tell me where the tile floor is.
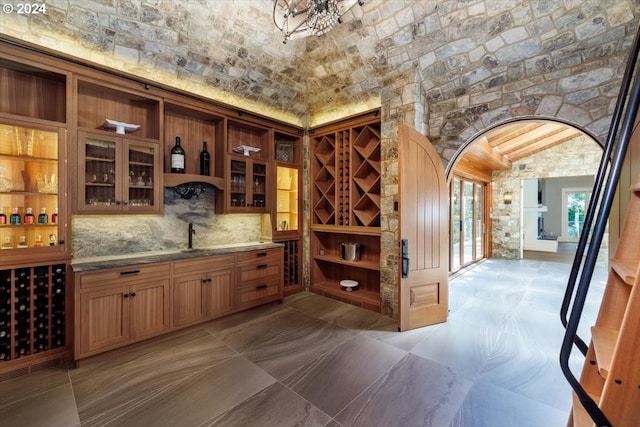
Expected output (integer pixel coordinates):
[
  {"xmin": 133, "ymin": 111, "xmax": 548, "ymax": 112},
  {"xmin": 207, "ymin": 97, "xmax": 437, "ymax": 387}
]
[{"xmin": 0, "ymin": 258, "xmax": 607, "ymax": 427}]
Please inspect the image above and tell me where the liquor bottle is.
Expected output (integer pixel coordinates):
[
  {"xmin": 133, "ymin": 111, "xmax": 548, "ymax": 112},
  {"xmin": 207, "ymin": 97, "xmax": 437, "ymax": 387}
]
[
  {"xmin": 170, "ymin": 136, "xmax": 185, "ymax": 173},
  {"xmin": 24, "ymin": 207, "xmax": 35, "ymax": 224},
  {"xmin": 0, "ymin": 208, "xmax": 5, "ymax": 225},
  {"xmin": 51, "ymin": 208, "xmax": 58, "ymax": 224},
  {"xmin": 200, "ymin": 141, "xmax": 210, "ymax": 176},
  {"xmin": 38, "ymin": 208, "xmax": 48, "ymax": 224},
  {"xmin": 10, "ymin": 208, "xmax": 20, "ymax": 225},
  {"xmin": 34, "ymin": 235, "xmax": 43, "ymax": 247}
]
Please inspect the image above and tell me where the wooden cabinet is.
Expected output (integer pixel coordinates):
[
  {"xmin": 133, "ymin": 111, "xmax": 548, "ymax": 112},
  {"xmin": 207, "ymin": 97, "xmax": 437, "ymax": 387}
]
[
  {"xmin": 216, "ymin": 119, "xmax": 271, "ymax": 213},
  {"xmin": 74, "ymin": 76, "xmax": 162, "ymax": 214},
  {"xmin": 0, "ymin": 120, "xmax": 68, "ymax": 260},
  {"xmin": 76, "ymin": 262, "xmax": 170, "ymax": 358},
  {"xmin": 569, "ymin": 174, "xmax": 640, "ymax": 426},
  {"xmin": 172, "ymin": 254, "xmax": 235, "ymax": 327},
  {"xmin": 76, "ymin": 130, "xmax": 161, "ymax": 213},
  {"xmin": 236, "ymin": 247, "xmax": 283, "ymax": 309},
  {"xmin": 309, "ymin": 111, "xmax": 382, "ymax": 311}
]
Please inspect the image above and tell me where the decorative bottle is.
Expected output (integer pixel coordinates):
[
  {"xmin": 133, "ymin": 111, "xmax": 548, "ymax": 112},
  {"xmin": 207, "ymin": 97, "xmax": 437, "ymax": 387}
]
[
  {"xmin": 51, "ymin": 208, "xmax": 58, "ymax": 224},
  {"xmin": 10, "ymin": 208, "xmax": 20, "ymax": 225},
  {"xmin": 170, "ymin": 136, "xmax": 185, "ymax": 173},
  {"xmin": 0, "ymin": 208, "xmax": 5, "ymax": 225},
  {"xmin": 38, "ymin": 208, "xmax": 48, "ymax": 224},
  {"xmin": 199, "ymin": 141, "xmax": 210, "ymax": 176},
  {"xmin": 24, "ymin": 208, "xmax": 35, "ymax": 224}
]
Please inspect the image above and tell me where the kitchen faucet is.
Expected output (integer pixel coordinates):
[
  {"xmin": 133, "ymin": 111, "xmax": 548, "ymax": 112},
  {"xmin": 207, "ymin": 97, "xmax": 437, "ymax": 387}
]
[{"xmin": 188, "ymin": 222, "xmax": 196, "ymax": 249}]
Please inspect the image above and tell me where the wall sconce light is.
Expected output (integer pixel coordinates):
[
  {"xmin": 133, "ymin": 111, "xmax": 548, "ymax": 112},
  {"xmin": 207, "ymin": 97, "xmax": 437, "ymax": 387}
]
[{"xmin": 503, "ymin": 191, "xmax": 512, "ymax": 205}]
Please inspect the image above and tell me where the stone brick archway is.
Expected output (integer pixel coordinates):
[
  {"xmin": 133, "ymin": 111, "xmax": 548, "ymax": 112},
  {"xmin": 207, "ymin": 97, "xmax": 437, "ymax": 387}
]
[{"xmin": 444, "ymin": 117, "xmax": 603, "ymax": 261}]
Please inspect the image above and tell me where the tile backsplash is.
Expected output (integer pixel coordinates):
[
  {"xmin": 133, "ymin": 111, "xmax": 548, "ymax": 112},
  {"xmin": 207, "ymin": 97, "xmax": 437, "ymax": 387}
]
[{"xmin": 71, "ymin": 187, "xmax": 262, "ymax": 259}]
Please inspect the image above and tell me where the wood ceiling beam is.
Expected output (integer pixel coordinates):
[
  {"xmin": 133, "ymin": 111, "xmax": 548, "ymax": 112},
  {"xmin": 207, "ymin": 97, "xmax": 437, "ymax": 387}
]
[{"xmin": 506, "ymin": 128, "xmax": 582, "ymax": 160}]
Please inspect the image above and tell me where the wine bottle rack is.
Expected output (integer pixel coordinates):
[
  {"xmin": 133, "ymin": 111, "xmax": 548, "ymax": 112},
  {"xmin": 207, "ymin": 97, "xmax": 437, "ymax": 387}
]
[
  {"xmin": 282, "ymin": 239, "xmax": 300, "ymax": 288},
  {"xmin": 311, "ymin": 121, "xmax": 381, "ymax": 227},
  {"xmin": 0, "ymin": 264, "xmax": 66, "ymax": 362},
  {"xmin": 312, "ymin": 135, "xmax": 336, "ymax": 225}
]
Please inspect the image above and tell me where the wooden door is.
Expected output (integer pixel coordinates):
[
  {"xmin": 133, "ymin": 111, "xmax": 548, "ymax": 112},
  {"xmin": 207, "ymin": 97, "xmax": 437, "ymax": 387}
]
[
  {"xmin": 172, "ymin": 273, "xmax": 205, "ymax": 327},
  {"xmin": 129, "ymin": 279, "xmax": 170, "ymax": 339},
  {"xmin": 398, "ymin": 125, "xmax": 448, "ymax": 331},
  {"xmin": 79, "ymin": 286, "xmax": 129, "ymax": 355},
  {"xmin": 204, "ymin": 268, "xmax": 235, "ymax": 317}
]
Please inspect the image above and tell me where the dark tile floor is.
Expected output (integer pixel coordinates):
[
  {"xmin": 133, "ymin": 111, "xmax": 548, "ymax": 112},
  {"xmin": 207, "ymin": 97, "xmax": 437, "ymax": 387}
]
[{"xmin": 0, "ymin": 258, "xmax": 606, "ymax": 427}]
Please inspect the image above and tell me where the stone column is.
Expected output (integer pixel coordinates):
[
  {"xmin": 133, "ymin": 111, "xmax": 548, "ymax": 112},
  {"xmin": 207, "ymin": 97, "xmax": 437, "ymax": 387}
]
[{"xmin": 379, "ymin": 67, "xmax": 427, "ymax": 319}]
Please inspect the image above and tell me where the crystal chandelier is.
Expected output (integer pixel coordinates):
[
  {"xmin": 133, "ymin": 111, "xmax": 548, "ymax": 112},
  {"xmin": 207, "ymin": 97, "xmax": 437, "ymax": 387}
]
[{"xmin": 273, "ymin": 0, "xmax": 362, "ymax": 43}]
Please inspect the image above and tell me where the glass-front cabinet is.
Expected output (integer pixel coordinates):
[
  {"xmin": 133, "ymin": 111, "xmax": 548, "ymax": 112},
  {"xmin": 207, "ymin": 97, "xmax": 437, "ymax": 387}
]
[
  {"xmin": 0, "ymin": 121, "xmax": 66, "ymax": 257},
  {"xmin": 276, "ymin": 166, "xmax": 298, "ymax": 232},
  {"xmin": 77, "ymin": 131, "xmax": 161, "ymax": 213},
  {"xmin": 227, "ymin": 157, "xmax": 268, "ymax": 211}
]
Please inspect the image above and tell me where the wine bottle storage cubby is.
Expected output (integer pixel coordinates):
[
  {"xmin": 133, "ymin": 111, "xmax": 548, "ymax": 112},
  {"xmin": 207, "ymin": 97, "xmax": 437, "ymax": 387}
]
[
  {"xmin": 338, "ymin": 130, "xmax": 350, "ymax": 226},
  {"xmin": 312, "ymin": 135, "xmax": 336, "ymax": 225},
  {"xmin": 350, "ymin": 124, "xmax": 381, "ymax": 227},
  {"xmin": 0, "ymin": 264, "xmax": 66, "ymax": 361},
  {"xmin": 282, "ymin": 239, "xmax": 300, "ymax": 289}
]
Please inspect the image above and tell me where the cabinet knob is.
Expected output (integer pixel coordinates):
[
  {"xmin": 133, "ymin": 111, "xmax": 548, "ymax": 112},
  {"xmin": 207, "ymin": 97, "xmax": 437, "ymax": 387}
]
[
  {"xmin": 130, "ymin": 292, "xmax": 137, "ymax": 297},
  {"xmin": 124, "ymin": 293, "xmax": 129, "ymax": 298}
]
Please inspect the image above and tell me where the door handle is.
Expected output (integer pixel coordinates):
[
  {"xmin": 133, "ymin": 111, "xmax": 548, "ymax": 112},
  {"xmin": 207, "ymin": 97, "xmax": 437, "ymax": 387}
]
[{"xmin": 401, "ymin": 238, "xmax": 409, "ymax": 278}]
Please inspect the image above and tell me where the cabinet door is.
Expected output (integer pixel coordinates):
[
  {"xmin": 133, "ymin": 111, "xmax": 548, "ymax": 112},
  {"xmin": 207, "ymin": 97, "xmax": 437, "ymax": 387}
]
[
  {"xmin": 77, "ymin": 131, "xmax": 160, "ymax": 213},
  {"xmin": 77, "ymin": 131, "xmax": 121, "ymax": 212},
  {"xmin": 204, "ymin": 268, "xmax": 235, "ymax": 317},
  {"xmin": 129, "ymin": 279, "xmax": 170, "ymax": 340},
  {"xmin": 227, "ymin": 157, "xmax": 268, "ymax": 212},
  {"xmin": 0, "ymin": 121, "xmax": 67, "ymax": 261},
  {"xmin": 173, "ymin": 272, "xmax": 205, "ymax": 327},
  {"xmin": 79, "ymin": 286, "xmax": 129, "ymax": 355},
  {"xmin": 125, "ymin": 140, "xmax": 161, "ymax": 213}
]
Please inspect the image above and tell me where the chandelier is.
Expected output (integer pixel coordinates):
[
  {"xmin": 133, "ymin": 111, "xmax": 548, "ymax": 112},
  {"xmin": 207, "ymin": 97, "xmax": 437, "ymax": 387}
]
[{"xmin": 273, "ymin": 0, "xmax": 362, "ymax": 43}]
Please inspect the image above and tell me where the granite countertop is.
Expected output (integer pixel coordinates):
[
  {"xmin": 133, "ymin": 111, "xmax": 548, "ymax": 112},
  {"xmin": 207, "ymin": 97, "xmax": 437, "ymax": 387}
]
[{"xmin": 71, "ymin": 241, "xmax": 283, "ymax": 272}]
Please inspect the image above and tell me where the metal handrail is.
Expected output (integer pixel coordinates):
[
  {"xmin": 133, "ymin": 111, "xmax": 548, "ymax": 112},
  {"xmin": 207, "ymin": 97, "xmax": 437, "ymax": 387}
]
[
  {"xmin": 560, "ymin": 22, "xmax": 640, "ymax": 356},
  {"xmin": 559, "ymin": 24, "xmax": 640, "ymax": 427}
]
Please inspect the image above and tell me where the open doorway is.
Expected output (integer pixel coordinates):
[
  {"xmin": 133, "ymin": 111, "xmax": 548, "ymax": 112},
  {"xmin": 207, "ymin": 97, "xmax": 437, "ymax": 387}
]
[{"xmin": 446, "ymin": 118, "xmax": 603, "ymax": 271}]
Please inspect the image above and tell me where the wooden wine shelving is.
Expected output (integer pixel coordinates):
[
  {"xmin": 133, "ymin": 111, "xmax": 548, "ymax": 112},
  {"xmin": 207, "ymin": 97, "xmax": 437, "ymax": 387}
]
[{"xmin": 309, "ymin": 111, "xmax": 382, "ymax": 311}]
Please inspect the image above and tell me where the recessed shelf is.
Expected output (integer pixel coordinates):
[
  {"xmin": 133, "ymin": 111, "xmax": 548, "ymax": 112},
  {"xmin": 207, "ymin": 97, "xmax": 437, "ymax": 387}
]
[
  {"xmin": 313, "ymin": 254, "xmax": 380, "ymax": 270},
  {"xmin": 311, "ymin": 280, "xmax": 380, "ymax": 309}
]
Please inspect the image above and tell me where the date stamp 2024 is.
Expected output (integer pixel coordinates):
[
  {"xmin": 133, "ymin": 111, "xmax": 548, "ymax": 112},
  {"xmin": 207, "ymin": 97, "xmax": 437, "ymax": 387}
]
[{"xmin": 2, "ymin": 2, "xmax": 47, "ymax": 15}]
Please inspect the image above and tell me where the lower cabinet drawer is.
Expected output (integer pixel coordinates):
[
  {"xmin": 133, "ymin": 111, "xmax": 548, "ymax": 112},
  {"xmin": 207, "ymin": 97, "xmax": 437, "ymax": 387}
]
[{"xmin": 238, "ymin": 277, "xmax": 281, "ymax": 308}]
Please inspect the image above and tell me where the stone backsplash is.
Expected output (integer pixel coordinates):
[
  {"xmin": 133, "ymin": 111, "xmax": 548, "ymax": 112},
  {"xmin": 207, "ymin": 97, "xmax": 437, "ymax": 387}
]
[{"xmin": 72, "ymin": 187, "xmax": 261, "ymax": 259}]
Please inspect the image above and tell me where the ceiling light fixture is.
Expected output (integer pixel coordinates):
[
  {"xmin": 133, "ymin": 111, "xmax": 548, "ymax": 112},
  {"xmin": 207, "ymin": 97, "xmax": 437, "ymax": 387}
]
[{"xmin": 273, "ymin": 0, "xmax": 363, "ymax": 44}]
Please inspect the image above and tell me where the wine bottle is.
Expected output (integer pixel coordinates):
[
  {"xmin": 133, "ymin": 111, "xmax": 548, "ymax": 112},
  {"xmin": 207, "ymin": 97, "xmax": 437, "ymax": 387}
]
[
  {"xmin": 170, "ymin": 136, "xmax": 185, "ymax": 173},
  {"xmin": 200, "ymin": 141, "xmax": 210, "ymax": 176}
]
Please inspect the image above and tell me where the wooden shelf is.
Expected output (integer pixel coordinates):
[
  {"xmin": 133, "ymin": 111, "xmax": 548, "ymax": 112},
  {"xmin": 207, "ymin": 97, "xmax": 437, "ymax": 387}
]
[
  {"xmin": 591, "ymin": 326, "xmax": 618, "ymax": 378},
  {"xmin": 610, "ymin": 258, "xmax": 638, "ymax": 285},
  {"xmin": 163, "ymin": 173, "xmax": 224, "ymax": 189},
  {"xmin": 313, "ymin": 254, "xmax": 380, "ymax": 271},
  {"xmin": 311, "ymin": 280, "xmax": 381, "ymax": 309},
  {"xmin": 311, "ymin": 224, "xmax": 381, "ymax": 236}
]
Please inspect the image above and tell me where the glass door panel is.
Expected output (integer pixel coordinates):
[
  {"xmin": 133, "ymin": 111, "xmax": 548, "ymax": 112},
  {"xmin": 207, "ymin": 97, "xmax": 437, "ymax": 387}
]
[
  {"xmin": 475, "ymin": 183, "xmax": 484, "ymax": 258},
  {"xmin": 84, "ymin": 137, "xmax": 117, "ymax": 206},
  {"xmin": 0, "ymin": 122, "xmax": 62, "ymax": 252},
  {"xmin": 451, "ymin": 178, "xmax": 461, "ymax": 271},
  {"xmin": 252, "ymin": 162, "xmax": 267, "ymax": 208},
  {"xmin": 230, "ymin": 159, "xmax": 247, "ymax": 208},
  {"xmin": 276, "ymin": 166, "xmax": 298, "ymax": 231},
  {"xmin": 127, "ymin": 143, "xmax": 156, "ymax": 207},
  {"xmin": 463, "ymin": 181, "xmax": 474, "ymax": 265}
]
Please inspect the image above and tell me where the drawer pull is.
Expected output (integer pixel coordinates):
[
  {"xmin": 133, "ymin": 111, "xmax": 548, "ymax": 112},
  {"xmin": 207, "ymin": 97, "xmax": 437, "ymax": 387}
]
[
  {"xmin": 256, "ymin": 284, "xmax": 268, "ymax": 290},
  {"xmin": 257, "ymin": 264, "xmax": 268, "ymax": 269},
  {"xmin": 120, "ymin": 269, "xmax": 141, "ymax": 276},
  {"xmin": 256, "ymin": 252, "xmax": 268, "ymax": 257}
]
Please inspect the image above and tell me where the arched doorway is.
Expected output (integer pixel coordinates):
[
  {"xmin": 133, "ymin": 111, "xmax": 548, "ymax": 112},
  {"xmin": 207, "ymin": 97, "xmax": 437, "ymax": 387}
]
[{"xmin": 445, "ymin": 118, "xmax": 603, "ymax": 273}]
